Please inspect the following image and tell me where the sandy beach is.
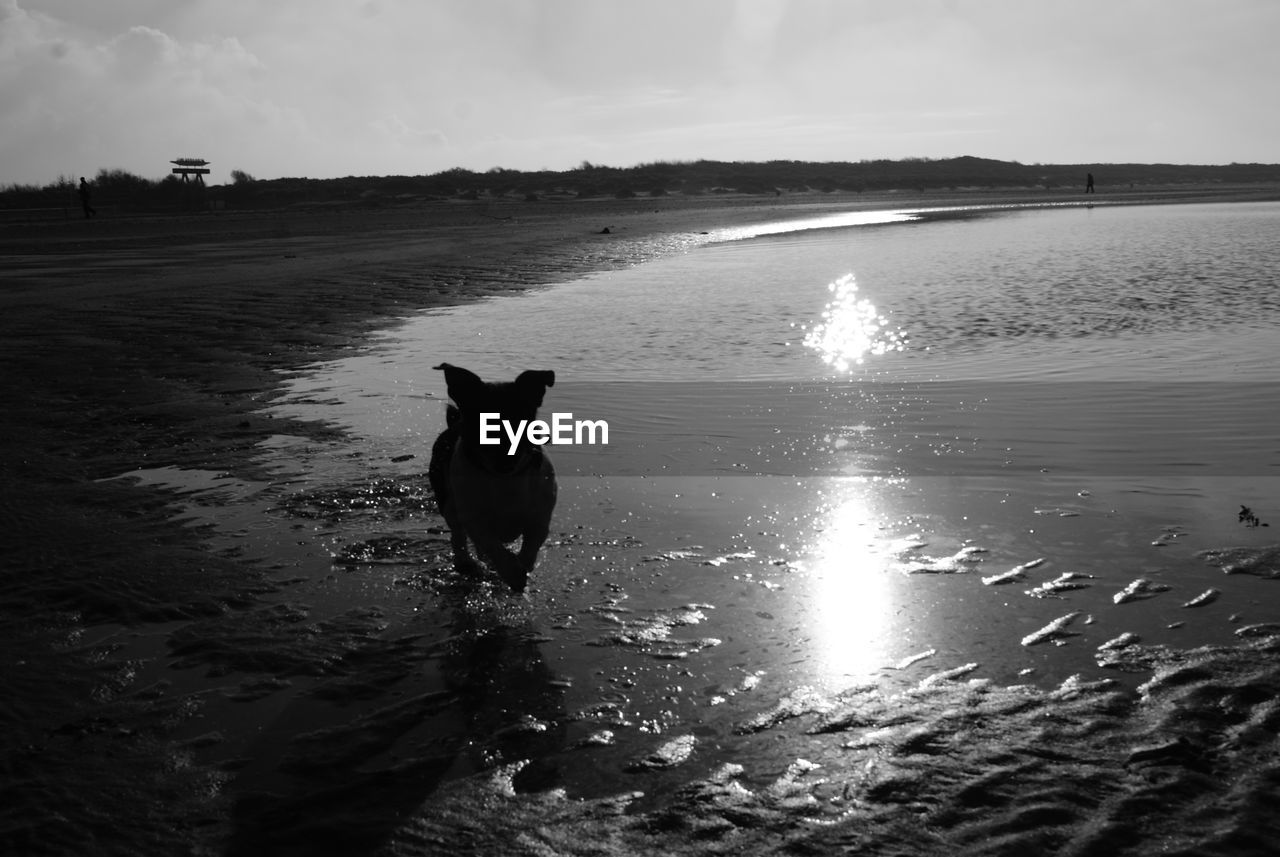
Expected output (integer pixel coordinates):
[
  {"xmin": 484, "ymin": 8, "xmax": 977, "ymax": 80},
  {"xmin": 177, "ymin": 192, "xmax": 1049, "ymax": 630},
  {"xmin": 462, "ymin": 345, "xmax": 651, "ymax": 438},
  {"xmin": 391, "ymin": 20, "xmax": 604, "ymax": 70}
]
[{"xmin": 3, "ymin": 185, "xmax": 1280, "ymax": 855}]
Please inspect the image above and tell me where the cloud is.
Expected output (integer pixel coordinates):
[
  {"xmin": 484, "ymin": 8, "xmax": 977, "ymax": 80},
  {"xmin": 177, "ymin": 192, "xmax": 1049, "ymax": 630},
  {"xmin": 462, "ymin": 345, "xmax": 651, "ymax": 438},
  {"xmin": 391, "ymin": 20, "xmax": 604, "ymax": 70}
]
[
  {"xmin": 4, "ymin": 0, "xmax": 1280, "ymax": 184},
  {"xmin": 374, "ymin": 114, "xmax": 449, "ymax": 151},
  {"xmin": 0, "ymin": 2, "xmax": 304, "ymax": 182}
]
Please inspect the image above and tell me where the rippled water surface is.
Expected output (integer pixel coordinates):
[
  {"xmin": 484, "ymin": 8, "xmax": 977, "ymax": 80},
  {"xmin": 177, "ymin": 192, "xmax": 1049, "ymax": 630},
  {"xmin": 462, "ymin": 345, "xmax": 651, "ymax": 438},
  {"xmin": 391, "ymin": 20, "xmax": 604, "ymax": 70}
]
[
  {"xmin": 235, "ymin": 200, "xmax": 1279, "ymax": 788},
  {"xmin": 291, "ymin": 201, "xmax": 1279, "ymax": 391},
  {"xmin": 104, "ymin": 201, "xmax": 1280, "ymax": 852}
]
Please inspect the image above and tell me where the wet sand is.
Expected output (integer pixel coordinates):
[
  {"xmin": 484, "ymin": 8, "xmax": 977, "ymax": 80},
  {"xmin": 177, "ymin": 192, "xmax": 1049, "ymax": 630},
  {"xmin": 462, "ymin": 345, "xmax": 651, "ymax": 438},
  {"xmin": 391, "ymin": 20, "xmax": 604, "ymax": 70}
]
[{"xmin": 3, "ymin": 185, "xmax": 1280, "ymax": 855}]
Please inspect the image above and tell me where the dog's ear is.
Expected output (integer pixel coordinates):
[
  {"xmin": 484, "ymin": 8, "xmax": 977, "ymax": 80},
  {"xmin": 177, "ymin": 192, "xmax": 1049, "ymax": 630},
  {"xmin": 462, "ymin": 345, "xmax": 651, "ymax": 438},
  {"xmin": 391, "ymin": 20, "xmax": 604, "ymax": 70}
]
[
  {"xmin": 434, "ymin": 363, "xmax": 486, "ymax": 410},
  {"xmin": 516, "ymin": 370, "xmax": 555, "ymax": 389},
  {"xmin": 514, "ymin": 370, "xmax": 555, "ymax": 408}
]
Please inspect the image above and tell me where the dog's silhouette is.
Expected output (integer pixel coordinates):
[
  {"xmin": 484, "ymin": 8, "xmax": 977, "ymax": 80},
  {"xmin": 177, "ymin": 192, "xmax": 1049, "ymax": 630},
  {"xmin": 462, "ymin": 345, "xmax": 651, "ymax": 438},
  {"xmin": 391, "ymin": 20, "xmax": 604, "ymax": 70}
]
[{"xmin": 428, "ymin": 363, "xmax": 557, "ymax": 592}]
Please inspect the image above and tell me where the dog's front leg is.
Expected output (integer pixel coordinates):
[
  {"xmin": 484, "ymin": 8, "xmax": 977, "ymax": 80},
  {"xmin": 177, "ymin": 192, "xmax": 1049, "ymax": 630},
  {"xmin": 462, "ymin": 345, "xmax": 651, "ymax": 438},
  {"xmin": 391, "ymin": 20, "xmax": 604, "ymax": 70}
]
[
  {"xmin": 449, "ymin": 530, "xmax": 480, "ymax": 574},
  {"xmin": 471, "ymin": 535, "xmax": 529, "ymax": 593},
  {"xmin": 513, "ymin": 461, "xmax": 556, "ymax": 588},
  {"xmin": 436, "ymin": 495, "xmax": 479, "ymax": 574},
  {"xmin": 516, "ymin": 525, "xmax": 549, "ymax": 578}
]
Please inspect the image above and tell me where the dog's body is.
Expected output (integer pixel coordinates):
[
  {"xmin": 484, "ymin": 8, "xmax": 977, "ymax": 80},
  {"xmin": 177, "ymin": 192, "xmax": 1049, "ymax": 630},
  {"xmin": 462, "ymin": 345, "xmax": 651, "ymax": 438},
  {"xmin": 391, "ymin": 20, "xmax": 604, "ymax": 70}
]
[{"xmin": 428, "ymin": 363, "xmax": 557, "ymax": 592}]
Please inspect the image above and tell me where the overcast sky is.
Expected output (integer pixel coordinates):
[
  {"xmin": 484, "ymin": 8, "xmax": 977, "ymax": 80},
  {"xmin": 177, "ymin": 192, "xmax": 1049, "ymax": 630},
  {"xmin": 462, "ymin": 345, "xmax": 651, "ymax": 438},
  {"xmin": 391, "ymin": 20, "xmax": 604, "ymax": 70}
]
[{"xmin": 2, "ymin": 0, "xmax": 1276, "ymax": 185}]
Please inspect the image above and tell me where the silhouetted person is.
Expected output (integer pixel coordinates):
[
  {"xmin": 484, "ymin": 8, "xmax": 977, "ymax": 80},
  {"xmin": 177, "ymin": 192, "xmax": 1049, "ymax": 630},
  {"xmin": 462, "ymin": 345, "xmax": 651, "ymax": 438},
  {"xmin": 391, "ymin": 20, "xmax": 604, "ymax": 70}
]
[
  {"xmin": 1085, "ymin": 172, "xmax": 1095, "ymax": 194},
  {"xmin": 78, "ymin": 177, "xmax": 97, "ymax": 218}
]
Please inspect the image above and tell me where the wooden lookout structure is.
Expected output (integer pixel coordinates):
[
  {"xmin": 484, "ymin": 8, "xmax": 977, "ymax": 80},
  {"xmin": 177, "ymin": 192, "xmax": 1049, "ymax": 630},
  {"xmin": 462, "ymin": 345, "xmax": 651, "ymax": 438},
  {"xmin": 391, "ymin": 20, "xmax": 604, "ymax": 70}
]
[{"xmin": 171, "ymin": 157, "xmax": 210, "ymax": 184}]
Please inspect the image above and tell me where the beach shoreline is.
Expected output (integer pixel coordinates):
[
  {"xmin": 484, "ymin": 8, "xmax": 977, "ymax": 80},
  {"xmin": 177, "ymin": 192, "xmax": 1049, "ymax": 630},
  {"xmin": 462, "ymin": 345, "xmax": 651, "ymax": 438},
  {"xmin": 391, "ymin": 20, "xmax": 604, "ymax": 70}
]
[
  {"xmin": 3, "ymin": 186, "xmax": 1279, "ymax": 855},
  {"xmin": 7, "ymin": 184, "xmax": 1275, "ymax": 473},
  {"xmin": 4, "ymin": 185, "xmax": 1270, "ymax": 610}
]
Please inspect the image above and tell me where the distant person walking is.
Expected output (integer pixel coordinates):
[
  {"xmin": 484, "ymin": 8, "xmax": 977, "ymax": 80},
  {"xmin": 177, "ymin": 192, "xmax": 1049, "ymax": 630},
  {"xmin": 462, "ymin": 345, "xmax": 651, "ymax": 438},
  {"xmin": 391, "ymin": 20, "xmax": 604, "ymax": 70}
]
[
  {"xmin": 1085, "ymin": 172, "xmax": 1095, "ymax": 194},
  {"xmin": 78, "ymin": 177, "xmax": 97, "ymax": 218}
]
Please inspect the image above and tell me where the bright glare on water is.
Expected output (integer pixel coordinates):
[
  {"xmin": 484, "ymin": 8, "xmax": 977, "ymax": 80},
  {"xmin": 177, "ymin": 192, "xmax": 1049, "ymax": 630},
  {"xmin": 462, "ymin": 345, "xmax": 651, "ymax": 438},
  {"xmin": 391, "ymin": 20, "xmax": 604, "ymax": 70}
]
[{"xmin": 800, "ymin": 272, "xmax": 907, "ymax": 372}]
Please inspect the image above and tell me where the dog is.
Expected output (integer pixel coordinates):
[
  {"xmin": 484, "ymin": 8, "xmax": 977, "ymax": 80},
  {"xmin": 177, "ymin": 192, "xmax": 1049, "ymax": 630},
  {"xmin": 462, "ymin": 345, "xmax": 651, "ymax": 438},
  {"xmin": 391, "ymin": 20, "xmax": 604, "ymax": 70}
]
[{"xmin": 428, "ymin": 363, "xmax": 557, "ymax": 592}]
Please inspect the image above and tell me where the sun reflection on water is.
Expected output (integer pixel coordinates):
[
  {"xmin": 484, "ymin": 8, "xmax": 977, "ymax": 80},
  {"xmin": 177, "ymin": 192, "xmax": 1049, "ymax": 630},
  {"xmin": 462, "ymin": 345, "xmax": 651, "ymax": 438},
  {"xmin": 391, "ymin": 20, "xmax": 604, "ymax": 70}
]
[
  {"xmin": 802, "ymin": 273, "xmax": 906, "ymax": 372},
  {"xmin": 716, "ymin": 209, "xmax": 916, "ymax": 242},
  {"xmin": 801, "ymin": 478, "xmax": 900, "ymax": 687}
]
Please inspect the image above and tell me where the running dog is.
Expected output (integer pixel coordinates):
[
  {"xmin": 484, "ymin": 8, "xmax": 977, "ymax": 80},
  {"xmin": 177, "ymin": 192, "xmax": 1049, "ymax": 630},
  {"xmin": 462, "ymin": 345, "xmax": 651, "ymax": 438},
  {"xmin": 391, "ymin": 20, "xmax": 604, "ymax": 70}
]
[{"xmin": 428, "ymin": 363, "xmax": 557, "ymax": 592}]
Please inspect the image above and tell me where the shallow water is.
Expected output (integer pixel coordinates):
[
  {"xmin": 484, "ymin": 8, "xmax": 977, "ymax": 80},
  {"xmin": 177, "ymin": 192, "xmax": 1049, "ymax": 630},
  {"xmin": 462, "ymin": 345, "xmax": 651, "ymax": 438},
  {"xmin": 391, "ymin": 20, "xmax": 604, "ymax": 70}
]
[
  {"xmin": 87, "ymin": 201, "xmax": 1280, "ymax": 853},
  {"xmin": 276, "ymin": 200, "xmax": 1280, "ymax": 390},
  {"xmin": 264, "ymin": 199, "xmax": 1280, "ymax": 660}
]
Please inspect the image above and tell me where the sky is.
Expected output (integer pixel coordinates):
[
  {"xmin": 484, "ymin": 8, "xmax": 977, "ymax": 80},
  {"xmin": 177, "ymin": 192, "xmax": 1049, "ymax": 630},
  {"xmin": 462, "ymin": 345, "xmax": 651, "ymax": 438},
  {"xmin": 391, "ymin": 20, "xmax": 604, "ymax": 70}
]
[{"xmin": 2, "ymin": 0, "xmax": 1277, "ymax": 185}]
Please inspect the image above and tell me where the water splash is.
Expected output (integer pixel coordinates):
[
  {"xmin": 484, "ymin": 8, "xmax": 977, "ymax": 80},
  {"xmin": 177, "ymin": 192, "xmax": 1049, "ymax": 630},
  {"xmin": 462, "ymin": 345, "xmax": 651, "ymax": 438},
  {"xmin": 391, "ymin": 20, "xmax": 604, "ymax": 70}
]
[{"xmin": 802, "ymin": 273, "xmax": 906, "ymax": 372}]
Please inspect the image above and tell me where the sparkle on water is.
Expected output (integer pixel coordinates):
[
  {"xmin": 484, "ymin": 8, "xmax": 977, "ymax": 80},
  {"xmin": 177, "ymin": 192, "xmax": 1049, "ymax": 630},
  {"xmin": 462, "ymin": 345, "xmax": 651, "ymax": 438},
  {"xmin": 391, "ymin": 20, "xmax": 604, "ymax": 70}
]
[{"xmin": 802, "ymin": 273, "xmax": 906, "ymax": 372}]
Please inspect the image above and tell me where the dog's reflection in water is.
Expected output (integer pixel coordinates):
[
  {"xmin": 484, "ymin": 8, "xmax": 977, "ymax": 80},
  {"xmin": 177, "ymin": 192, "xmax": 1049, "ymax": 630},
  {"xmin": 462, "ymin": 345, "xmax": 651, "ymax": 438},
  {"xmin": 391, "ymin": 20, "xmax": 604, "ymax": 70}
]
[
  {"xmin": 224, "ymin": 581, "xmax": 568, "ymax": 857},
  {"xmin": 429, "ymin": 363, "xmax": 557, "ymax": 593},
  {"xmin": 440, "ymin": 604, "xmax": 568, "ymax": 785}
]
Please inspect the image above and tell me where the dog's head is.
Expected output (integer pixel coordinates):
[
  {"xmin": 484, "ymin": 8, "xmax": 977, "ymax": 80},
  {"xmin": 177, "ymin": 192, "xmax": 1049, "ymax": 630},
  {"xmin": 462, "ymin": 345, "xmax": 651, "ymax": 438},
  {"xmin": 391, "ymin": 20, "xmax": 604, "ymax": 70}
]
[{"xmin": 435, "ymin": 363, "xmax": 556, "ymax": 471}]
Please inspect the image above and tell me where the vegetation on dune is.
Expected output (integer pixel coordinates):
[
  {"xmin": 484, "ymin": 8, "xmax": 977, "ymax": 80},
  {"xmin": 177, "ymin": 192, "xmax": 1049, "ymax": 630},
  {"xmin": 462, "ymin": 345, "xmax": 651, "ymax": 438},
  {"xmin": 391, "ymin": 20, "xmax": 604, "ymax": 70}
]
[
  {"xmin": 3, "ymin": 156, "xmax": 1280, "ymax": 216},
  {"xmin": 1, "ymin": 167, "xmax": 207, "ymax": 214}
]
